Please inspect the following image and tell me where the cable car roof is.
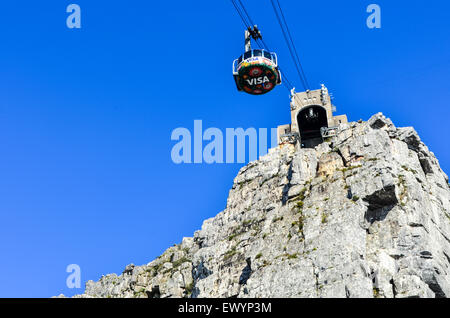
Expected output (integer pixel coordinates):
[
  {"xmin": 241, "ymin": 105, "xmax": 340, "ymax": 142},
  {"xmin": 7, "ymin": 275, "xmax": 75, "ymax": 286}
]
[{"xmin": 237, "ymin": 49, "xmax": 278, "ymax": 64}]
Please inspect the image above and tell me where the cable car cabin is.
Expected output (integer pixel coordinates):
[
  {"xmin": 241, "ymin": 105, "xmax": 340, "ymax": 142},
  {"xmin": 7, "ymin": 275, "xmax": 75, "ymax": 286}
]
[
  {"xmin": 232, "ymin": 49, "xmax": 282, "ymax": 95},
  {"xmin": 297, "ymin": 106, "xmax": 328, "ymax": 148}
]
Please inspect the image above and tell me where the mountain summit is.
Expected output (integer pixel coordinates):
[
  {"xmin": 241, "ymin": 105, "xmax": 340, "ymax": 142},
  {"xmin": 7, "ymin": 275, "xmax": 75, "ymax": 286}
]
[{"xmin": 69, "ymin": 113, "xmax": 450, "ymax": 298}]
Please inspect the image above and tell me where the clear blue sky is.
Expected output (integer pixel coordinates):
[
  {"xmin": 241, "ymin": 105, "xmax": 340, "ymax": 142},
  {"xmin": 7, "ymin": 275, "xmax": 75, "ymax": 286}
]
[{"xmin": 0, "ymin": 1, "xmax": 449, "ymax": 297}]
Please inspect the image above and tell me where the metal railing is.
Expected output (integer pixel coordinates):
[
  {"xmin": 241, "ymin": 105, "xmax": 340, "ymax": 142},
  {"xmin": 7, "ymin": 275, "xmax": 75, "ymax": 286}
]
[{"xmin": 320, "ymin": 126, "xmax": 339, "ymax": 138}]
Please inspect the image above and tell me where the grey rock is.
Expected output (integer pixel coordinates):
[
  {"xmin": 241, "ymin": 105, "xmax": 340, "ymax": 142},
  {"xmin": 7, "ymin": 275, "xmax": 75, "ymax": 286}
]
[{"xmin": 68, "ymin": 113, "xmax": 450, "ymax": 298}]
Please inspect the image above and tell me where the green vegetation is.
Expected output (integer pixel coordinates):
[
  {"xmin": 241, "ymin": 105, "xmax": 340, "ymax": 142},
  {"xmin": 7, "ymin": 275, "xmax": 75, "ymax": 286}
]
[
  {"xmin": 228, "ymin": 232, "xmax": 240, "ymax": 241},
  {"xmin": 255, "ymin": 253, "xmax": 263, "ymax": 259},
  {"xmin": 238, "ymin": 180, "xmax": 251, "ymax": 190},
  {"xmin": 293, "ymin": 211, "xmax": 306, "ymax": 235},
  {"xmin": 444, "ymin": 212, "xmax": 450, "ymax": 221},
  {"xmin": 261, "ymin": 260, "xmax": 271, "ymax": 268},
  {"xmin": 224, "ymin": 245, "xmax": 237, "ymax": 261},
  {"xmin": 398, "ymin": 175, "xmax": 408, "ymax": 206},
  {"xmin": 172, "ymin": 257, "xmax": 190, "ymax": 269},
  {"xmin": 228, "ymin": 218, "xmax": 263, "ymax": 241},
  {"xmin": 351, "ymin": 195, "xmax": 360, "ymax": 202},
  {"xmin": 228, "ymin": 226, "xmax": 244, "ymax": 241},
  {"xmin": 276, "ymin": 252, "xmax": 299, "ymax": 260},
  {"xmin": 134, "ymin": 288, "xmax": 146, "ymax": 297},
  {"xmin": 298, "ymin": 187, "xmax": 307, "ymax": 201},
  {"xmin": 401, "ymin": 165, "xmax": 418, "ymax": 174},
  {"xmin": 373, "ymin": 288, "xmax": 380, "ymax": 298},
  {"xmin": 185, "ymin": 282, "xmax": 194, "ymax": 296},
  {"xmin": 151, "ymin": 263, "xmax": 162, "ymax": 277},
  {"xmin": 321, "ymin": 213, "xmax": 328, "ymax": 224},
  {"xmin": 290, "ymin": 187, "xmax": 308, "ymax": 214},
  {"xmin": 338, "ymin": 165, "xmax": 363, "ymax": 173},
  {"xmin": 273, "ymin": 216, "xmax": 284, "ymax": 222}
]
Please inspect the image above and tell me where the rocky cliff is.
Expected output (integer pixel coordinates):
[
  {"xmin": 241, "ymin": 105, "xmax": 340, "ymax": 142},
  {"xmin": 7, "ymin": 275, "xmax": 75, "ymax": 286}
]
[{"xmin": 71, "ymin": 113, "xmax": 450, "ymax": 298}]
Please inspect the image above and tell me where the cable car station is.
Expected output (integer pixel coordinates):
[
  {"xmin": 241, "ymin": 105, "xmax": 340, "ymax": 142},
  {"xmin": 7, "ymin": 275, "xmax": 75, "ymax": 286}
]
[{"xmin": 277, "ymin": 85, "xmax": 348, "ymax": 148}]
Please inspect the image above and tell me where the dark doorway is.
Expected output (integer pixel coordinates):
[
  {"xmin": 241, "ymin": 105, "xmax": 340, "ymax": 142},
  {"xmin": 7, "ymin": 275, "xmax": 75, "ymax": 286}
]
[{"xmin": 297, "ymin": 106, "xmax": 328, "ymax": 148}]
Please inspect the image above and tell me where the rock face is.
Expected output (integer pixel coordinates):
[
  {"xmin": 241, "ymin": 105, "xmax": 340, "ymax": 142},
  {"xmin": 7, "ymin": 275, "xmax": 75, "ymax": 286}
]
[{"xmin": 73, "ymin": 113, "xmax": 450, "ymax": 298}]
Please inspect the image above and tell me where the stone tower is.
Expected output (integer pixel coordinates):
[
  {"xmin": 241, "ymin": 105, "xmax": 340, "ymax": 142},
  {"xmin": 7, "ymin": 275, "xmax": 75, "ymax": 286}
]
[{"xmin": 277, "ymin": 84, "xmax": 348, "ymax": 148}]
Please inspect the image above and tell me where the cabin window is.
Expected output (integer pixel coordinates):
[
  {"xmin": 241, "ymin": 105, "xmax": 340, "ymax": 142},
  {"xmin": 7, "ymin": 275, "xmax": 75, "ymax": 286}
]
[
  {"xmin": 237, "ymin": 55, "xmax": 243, "ymax": 64},
  {"xmin": 253, "ymin": 49, "xmax": 262, "ymax": 57},
  {"xmin": 270, "ymin": 53, "xmax": 277, "ymax": 63},
  {"xmin": 264, "ymin": 51, "xmax": 272, "ymax": 60},
  {"xmin": 244, "ymin": 51, "xmax": 252, "ymax": 59}
]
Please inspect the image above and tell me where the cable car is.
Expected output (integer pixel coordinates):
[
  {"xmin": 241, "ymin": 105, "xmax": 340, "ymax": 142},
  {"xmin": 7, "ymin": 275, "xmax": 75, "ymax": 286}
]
[
  {"xmin": 232, "ymin": 49, "xmax": 282, "ymax": 95},
  {"xmin": 232, "ymin": 27, "xmax": 282, "ymax": 95}
]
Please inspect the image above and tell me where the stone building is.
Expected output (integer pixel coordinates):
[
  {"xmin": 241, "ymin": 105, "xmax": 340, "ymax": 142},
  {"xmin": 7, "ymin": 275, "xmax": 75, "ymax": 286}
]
[{"xmin": 277, "ymin": 84, "xmax": 348, "ymax": 148}]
